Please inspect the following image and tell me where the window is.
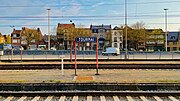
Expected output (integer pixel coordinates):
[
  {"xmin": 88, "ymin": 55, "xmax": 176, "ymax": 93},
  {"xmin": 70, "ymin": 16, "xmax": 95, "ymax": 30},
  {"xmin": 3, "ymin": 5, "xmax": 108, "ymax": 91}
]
[
  {"xmin": 22, "ymin": 36, "xmax": 26, "ymax": 40},
  {"xmin": 12, "ymin": 34, "xmax": 17, "ymax": 38},
  {"xmin": 99, "ymin": 29, "xmax": 104, "ymax": 33},
  {"xmin": 21, "ymin": 41, "xmax": 27, "ymax": 44},
  {"xmin": 114, "ymin": 43, "xmax": 117, "ymax": 47},
  {"xmin": 173, "ymin": 47, "xmax": 177, "ymax": 51},
  {"xmin": 12, "ymin": 39, "xmax": 18, "ymax": 43},
  {"xmin": 31, "ymin": 39, "xmax": 35, "ymax": 43},
  {"xmin": 120, "ymin": 37, "xmax": 123, "ymax": 41},
  {"xmin": 173, "ymin": 42, "xmax": 177, "ymax": 45},
  {"xmin": 171, "ymin": 36, "xmax": 175, "ymax": 39},
  {"xmin": 157, "ymin": 40, "xmax": 164, "ymax": 44},
  {"xmin": 114, "ymin": 37, "xmax": 117, "ymax": 42},
  {"xmin": 114, "ymin": 32, "xmax": 117, "ymax": 36},
  {"xmin": 157, "ymin": 35, "xmax": 163, "ymax": 38},
  {"xmin": 93, "ymin": 29, "xmax": 98, "ymax": 33},
  {"xmin": 139, "ymin": 42, "xmax": 144, "ymax": 45},
  {"xmin": 17, "ymin": 34, "xmax": 20, "ymax": 37},
  {"xmin": 100, "ymin": 34, "xmax": 103, "ymax": 38}
]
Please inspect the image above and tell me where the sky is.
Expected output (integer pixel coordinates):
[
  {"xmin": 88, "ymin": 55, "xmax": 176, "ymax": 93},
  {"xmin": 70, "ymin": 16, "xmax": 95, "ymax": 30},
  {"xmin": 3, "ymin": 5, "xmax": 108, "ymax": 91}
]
[{"xmin": 1, "ymin": 0, "xmax": 180, "ymax": 35}]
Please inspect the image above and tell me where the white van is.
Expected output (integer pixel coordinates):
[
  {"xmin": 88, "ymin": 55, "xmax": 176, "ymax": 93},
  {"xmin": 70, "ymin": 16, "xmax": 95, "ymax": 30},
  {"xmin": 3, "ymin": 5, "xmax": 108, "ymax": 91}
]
[
  {"xmin": 102, "ymin": 47, "xmax": 120, "ymax": 56},
  {"xmin": 3, "ymin": 44, "xmax": 12, "ymax": 50}
]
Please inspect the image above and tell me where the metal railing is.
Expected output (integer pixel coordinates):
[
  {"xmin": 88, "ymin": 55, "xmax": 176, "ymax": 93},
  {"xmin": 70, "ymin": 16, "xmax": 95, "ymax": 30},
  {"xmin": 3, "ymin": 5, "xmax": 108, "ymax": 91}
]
[{"xmin": 1, "ymin": 50, "xmax": 180, "ymax": 60}]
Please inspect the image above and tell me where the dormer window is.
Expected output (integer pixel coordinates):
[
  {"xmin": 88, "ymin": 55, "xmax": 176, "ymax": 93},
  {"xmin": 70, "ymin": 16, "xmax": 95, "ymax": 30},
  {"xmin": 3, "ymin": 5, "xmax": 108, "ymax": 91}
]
[
  {"xmin": 171, "ymin": 36, "xmax": 175, "ymax": 39},
  {"xmin": 114, "ymin": 32, "xmax": 117, "ymax": 36},
  {"xmin": 99, "ymin": 29, "xmax": 104, "ymax": 33}
]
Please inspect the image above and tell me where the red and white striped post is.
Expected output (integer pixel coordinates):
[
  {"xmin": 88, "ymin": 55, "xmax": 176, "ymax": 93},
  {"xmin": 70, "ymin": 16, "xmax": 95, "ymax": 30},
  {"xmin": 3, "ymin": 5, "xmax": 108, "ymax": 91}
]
[
  {"xmin": 95, "ymin": 35, "xmax": 99, "ymax": 75},
  {"xmin": 70, "ymin": 41, "xmax": 72, "ymax": 62},
  {"xmin": 74, "ymin": 41, "xmax": 77, "ymax": 76}
]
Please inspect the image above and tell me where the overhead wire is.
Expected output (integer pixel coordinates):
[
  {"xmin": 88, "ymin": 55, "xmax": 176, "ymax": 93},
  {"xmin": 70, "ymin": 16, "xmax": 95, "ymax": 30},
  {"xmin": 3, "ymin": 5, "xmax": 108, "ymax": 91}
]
[
  {"xmin": 0, "ymin": 0, "xmax": 180, "ymax": 7},
  {"xmin": 0, "ymin": 0, "xmax": 180, "ymax": 28}
]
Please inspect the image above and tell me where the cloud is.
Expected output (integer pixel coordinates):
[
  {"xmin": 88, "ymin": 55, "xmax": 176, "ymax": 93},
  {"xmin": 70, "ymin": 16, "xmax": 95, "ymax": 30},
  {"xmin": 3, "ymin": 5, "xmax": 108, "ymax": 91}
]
[
  {"xmin": 92, "ymin": 2, "xmax": 105, "ymax": 8},
  {"xmin": 59, "ymin": 1, "xmax": 81, "ymax": 16}
]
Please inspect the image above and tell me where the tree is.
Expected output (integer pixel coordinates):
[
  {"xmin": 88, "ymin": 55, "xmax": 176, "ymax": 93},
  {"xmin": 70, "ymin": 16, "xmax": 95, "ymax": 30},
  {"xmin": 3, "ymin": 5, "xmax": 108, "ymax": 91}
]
[
  {"xmin": 131, "ymin": 21, "xmax": 146, "ymax": 29},
  {"xmin": 6, "ymin": 35, "xmax": 11, "ymax": 44},
  {"xmin": 0, "ymin": 33, "xmax": 4, "ymax": 44},
  {"xmin": 21, "ymin": 27, "xmax": 43, "ymax": 49},
  {"xmin": 123, "ymin": 21, "xmax": 147, "ymax": 50}
]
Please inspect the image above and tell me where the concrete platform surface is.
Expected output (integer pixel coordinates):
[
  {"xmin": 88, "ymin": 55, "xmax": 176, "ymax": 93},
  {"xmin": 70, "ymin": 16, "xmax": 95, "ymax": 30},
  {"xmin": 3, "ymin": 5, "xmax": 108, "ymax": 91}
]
[
  {"xmin": 0, "ymin": 61, "xmax": 180, "ymax": 65},
  {"xmin": 0, "ymin": 69, "xmax": 179, "ymax": 83}
]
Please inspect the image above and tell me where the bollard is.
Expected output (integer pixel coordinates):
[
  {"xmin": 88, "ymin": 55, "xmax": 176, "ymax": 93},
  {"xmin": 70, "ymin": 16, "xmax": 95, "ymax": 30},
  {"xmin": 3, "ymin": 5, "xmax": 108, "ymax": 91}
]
[
  {"xmin": 61, "ymin": 58, "xmax": 64, "ymax": 75},
  {"xmin": 60, "ymin": 55, "xmax": 65, "ymax": 76},
  {"xmin": 11, "ymin": 48, "xmax": 13, "ymax": 62}
]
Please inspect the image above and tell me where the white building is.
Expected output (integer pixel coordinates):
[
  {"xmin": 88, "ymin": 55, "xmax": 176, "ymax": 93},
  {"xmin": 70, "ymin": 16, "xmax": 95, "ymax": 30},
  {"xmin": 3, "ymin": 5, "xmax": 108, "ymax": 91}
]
[{"xmin": 111, "ymin": 26, "xmax": 123, "ymax": 50}]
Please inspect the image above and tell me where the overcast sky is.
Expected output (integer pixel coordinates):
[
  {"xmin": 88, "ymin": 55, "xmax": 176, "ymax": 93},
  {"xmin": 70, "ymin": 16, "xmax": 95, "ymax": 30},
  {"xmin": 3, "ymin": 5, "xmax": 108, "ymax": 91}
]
[{"xmin": 1, "ymin": 0, "xmax": 180, "ymax": 35}]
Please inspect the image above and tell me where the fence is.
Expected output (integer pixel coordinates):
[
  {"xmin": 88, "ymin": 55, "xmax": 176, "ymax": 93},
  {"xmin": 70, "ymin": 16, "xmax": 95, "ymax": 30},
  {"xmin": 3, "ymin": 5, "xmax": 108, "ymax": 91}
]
[{"xmin": 1, "ymin": 50, "xmax": 180, "ymax": 60}]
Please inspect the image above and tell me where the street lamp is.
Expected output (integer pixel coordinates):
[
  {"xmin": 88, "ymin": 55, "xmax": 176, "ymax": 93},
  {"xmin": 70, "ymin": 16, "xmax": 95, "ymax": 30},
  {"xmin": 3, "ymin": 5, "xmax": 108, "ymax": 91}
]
[
  {"xmin": 47, "ymin": 9, "xmax": 51, "ymax": 50},
  {"xmin": 10, "ymin": 25, "xmax": 14, "ymax": 61},
  {"xmin": 125, "ymin": 0, "xmax": 128, "ymax": 59},
  {"xmin": 164, "ymin": 8, "xmax": 168, "ymax": 52}
]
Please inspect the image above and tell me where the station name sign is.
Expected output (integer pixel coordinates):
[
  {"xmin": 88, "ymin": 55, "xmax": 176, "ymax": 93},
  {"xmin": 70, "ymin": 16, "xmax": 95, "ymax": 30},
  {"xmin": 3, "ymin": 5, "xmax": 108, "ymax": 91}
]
[{"xmin": 76, "ymin": 37, "xmax": 97, "ymax": 43}]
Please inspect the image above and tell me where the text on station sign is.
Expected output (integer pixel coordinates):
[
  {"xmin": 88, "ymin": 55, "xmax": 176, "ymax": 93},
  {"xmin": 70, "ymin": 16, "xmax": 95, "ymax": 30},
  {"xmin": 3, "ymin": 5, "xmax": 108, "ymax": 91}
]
[{"xmin": 76, "ymin": 37, "xmax": 97, "ymax": 43}]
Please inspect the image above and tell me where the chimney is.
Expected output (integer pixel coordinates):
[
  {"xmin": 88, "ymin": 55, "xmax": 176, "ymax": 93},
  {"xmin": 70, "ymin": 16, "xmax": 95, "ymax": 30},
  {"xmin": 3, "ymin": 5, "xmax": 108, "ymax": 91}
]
[
  {"xmin": 90, "ymin": 24, "xmax": 92, "ymax": 29},
  {"xmin": 37, "ymin": 28, "xmax": 40, "ymax": 32},
  {"xmin": 72, "ymin": 23, "xmax": 75, "ymax": 27},
  {"xmin": 22, "ymin": 27, "xmax": 25, "ymax": 30},
  {"xmin": 58, "ymin": 23, "xmax": 60, "ymax": 27}
]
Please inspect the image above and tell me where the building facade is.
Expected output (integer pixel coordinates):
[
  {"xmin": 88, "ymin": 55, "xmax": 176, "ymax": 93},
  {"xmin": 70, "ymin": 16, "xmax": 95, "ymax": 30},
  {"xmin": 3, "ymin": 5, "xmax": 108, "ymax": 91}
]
[
  {"xmin": 11, "ymin": 27, "xmax": 43, "ymax": 50},
  {"xmin": 90, "ymin": 24, "xmax": 111, "ymax": 50},
  {"xmin": 145, "ymin": 29, "xmax": 165, "ymax": 51},
  {"xmin": 111, "ymin": 26, "xmax": 123, "ymax": 50},
  {"xmin": 20, "ymin": 27, "xmax": 43, "ymax": 50},
  {"xmin": 11, "ymin": 29, "xmax": 22, "ymax": 46},
  {"xmin": 56, "ymin": 23, "xmax": 75, "ymax": 50},
  {"xmin": 167, "ymin": 32, "xmax": 180, "ymax": 51},
  {"xmin": 75, "ymin": 28, "xmax": 93, "ymax": 50}
]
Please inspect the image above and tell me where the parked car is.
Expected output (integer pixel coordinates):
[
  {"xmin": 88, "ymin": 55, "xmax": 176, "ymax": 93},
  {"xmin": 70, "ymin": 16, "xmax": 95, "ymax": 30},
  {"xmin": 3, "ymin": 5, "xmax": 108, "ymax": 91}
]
[
  {"xmin": 102, "ymin": 47, "xmax": 120, "ymax": 56},
  {"xmin": 3, "ymin": 44, "xmax": 12, "ymax": 50},
  {"xmin": 12, "ymin": 45, "xmax": 24, "ymax": 50},
  {"xmin": 50, "ymin": 47, "xmax": 56, "ymax": 50}
]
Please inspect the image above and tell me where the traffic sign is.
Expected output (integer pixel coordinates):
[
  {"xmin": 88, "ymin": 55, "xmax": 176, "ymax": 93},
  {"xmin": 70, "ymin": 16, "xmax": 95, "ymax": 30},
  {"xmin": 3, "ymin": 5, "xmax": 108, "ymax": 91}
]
[{"xmin": 76, "ymin": 37, "xmax": 96, "ymax": 43}]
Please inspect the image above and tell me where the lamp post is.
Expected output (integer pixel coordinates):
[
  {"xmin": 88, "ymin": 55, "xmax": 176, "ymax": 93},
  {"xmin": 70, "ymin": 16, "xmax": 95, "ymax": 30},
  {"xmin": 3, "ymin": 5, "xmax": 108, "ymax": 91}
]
[
  {"xmin": 47, "ymin": 9, "xmax": 51, "ymax": 50},
  {"xmin": 10, "ymin": 25, "xmax": 14, "ymax": 61},
  {"xmin": 164, "ymin": 8, "xmax": 168, "ymax": 52},
  {"xmin": 125, "ymin": 0, "xmax": 128, "ymax": 59}
]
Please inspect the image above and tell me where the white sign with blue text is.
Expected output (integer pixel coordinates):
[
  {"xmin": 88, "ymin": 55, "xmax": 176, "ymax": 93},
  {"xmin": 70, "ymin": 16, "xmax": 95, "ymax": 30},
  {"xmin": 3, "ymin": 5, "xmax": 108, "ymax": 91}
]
[{"xmin": 76, "ymin": 37, "xmax": 97, "ymax": 43}]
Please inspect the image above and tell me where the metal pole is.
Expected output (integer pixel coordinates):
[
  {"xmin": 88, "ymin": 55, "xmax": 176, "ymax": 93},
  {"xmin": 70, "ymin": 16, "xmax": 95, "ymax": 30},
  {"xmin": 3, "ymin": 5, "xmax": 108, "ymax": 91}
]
[
  {"xmin": 47, "ymin": 9, "xmax": 51, "ymax": 50},
  {"xmin": 95, "ymin": 35, "xmax": 99, "ymax": 75},
  {"xmin": 70, "ymin": 41, "xmax": 72, "ymax": 61},
  {"xmin": 164, "ymin": 8, "xmax": 168, "ymax": 52},
  {"xmin": 11, "ymin": 48, "xmax": 13, "ymax": 62},
  {"xmin": 125, "ymin": 0, "xmax": 128, "ymax": 59},
  {"xmin": 21, "ymin": 47, "xmax": 22, "ymax": 62},
  {"xmin": 10, "ymin": 25, "xmax": 14, "ymax": 62},
  {"xmin": 61, "ymin": 58, "xmax": 64, "ymax": 75},
  {"xmin": 74, "ymin": 41, "xmax": 77, "ymax": 76}
]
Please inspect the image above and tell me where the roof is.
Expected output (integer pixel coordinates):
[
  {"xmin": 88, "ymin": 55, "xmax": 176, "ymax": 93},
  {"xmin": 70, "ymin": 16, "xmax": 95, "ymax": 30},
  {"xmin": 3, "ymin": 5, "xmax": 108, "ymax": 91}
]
[
  {"xmin": 90, "ymin": 25, "xmax": 111, "ymax": 30},
  {"xmin": 113, "ymin": 26, "xmax": 123, "ymax": 30},
  {"xmin": 167, "ymin": 32, "xmax": 179, "ymax": 42},
  {"xmin": 12, "ymin": 30, "xmax": 21, "ymax": 34},
  {"xmin": 57, "ymin": 23, "xmax": 75, "ymax": 28},
  {"xmin": 146, "ymin": 29, "xmax": 163, "ymax": 32}
]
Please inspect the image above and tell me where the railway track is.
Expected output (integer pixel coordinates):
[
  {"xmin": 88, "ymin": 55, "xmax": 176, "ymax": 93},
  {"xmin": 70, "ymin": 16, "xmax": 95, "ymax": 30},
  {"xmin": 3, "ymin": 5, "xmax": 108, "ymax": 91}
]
[
  {"xmin": 0, "ymin": 61, "xmax": 180, "ymax": 69},
  {"xmin": 0, "ymin": 91, "xmax": 180, "ymax": 101}
]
